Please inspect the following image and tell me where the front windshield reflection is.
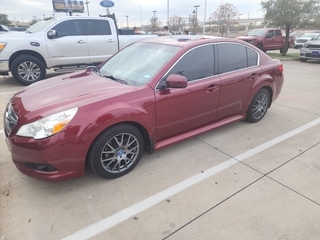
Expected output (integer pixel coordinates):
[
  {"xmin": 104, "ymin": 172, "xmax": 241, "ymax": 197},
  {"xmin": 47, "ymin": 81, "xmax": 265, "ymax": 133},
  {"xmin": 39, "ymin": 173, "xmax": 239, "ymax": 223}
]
[{"xmin": 99, "ymin": 42, "xmax": 180, "ymax": 86}]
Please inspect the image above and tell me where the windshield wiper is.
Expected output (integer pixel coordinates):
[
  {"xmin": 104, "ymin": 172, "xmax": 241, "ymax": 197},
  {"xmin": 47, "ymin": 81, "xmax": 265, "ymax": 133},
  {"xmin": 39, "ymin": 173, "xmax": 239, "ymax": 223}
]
[{"xmin": 103, "ymin": 75, "xmax": 129, "ymax": 85}]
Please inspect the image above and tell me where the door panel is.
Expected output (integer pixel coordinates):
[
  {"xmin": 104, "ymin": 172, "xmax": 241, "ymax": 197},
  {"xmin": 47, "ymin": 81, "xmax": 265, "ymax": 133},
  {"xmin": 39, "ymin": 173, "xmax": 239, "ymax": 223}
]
[
  {"xmin": 155, "ymin": 77, "xmax": 220, "ymax": 142},
  {"xmin": 46, "ymin": 19, "xmax": 89, "ymax": 67}
]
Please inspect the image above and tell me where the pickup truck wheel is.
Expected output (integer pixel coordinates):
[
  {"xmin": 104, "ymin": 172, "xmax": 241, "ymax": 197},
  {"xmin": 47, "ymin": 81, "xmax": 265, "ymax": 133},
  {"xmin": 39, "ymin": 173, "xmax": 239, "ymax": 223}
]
[
  {"xmin": 246, "ymin": 88, "xmax": 270, "ymax": 123},
  {"xmin": 11, "ymin": 55, "xmax": 46, "ymax": 85},
  {"xmin": 88, "ymin": 124, "xmax": 144, "ymax": 179}
]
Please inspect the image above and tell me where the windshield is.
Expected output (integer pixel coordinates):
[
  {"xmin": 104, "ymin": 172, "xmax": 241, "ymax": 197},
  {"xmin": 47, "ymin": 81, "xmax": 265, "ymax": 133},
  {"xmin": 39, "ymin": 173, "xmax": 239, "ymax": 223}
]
[
  {"xmin": 245, "ymin": 29, "xmax": 267, "ymax": 36},
  {"xmin": 1, "ymin": 25, "xmax": 10, "ymax": 31},
  {"xmin": 27, "ymin": 19, "xmax": 57, "ymax": 33},
  {"xmin": 301, "ymin": 33, "xmax": 317, "ymax": 38},
  {"xmin": 99, "ymin": 42, "xmax": 180, "ymax": 86}
]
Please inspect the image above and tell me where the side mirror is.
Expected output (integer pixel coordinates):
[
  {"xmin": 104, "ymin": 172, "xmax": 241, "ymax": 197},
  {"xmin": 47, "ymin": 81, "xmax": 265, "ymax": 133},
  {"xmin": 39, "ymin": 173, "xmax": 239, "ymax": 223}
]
[
  {"xmin": 47, "ymin": 30, "xmax": 57, "ymax": 38},
  {"xmin": 166, "ymin": 74, "xmax": 187, "ymax": 88}
]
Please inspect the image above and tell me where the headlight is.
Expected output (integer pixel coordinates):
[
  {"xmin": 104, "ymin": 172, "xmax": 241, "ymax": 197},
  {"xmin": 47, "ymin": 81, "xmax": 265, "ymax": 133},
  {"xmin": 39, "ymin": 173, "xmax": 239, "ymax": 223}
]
[
  {"xmin": 302, "ymin": 43, "xmax": 308, "ymax": 48},
  {"xmin": 17, "ymin": 107, "xmax": 78, "ymax": 139}
]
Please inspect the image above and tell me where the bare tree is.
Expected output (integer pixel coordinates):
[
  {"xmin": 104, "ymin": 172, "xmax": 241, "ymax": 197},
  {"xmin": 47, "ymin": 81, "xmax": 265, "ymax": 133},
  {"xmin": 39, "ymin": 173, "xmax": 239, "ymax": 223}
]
[
  {"xmin": 210, "ymin": 2, "xmax": 241, "ymax": 37},
  {"xmin": 146, "ymin": 17, "xmax": 162, "ymax": 33},
  {"xmin": 169, "ymin": 15, "xmax": 185, "ymax": 33}
]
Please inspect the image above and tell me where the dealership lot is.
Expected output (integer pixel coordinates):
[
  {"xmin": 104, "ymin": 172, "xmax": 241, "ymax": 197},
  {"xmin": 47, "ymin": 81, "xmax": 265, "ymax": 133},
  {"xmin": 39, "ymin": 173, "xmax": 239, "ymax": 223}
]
[{"xmin": 1, "ymin": 59, "xmax": 320, "ymax": 239}]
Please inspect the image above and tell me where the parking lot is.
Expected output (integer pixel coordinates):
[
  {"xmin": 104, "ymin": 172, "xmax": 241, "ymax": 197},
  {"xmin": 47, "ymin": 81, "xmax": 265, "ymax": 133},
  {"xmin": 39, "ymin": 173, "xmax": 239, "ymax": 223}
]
[{"xmin": 1, "ymin": 59, "xmax": 320, "ymax": 239}]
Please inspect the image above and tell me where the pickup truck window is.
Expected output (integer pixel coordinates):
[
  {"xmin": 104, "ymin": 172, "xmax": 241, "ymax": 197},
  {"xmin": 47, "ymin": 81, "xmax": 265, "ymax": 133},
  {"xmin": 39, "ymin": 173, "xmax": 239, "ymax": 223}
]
[
  {"xmin": 85, "ymin": 19, "xmax": 111, "ymax": 35},
  {"xmin": 51, "ymin": 19, "xmax": 84, "ymax": 37},
  {"xmin": 275, "ymin": 30, "xmax": 282, "ymax": 36}
]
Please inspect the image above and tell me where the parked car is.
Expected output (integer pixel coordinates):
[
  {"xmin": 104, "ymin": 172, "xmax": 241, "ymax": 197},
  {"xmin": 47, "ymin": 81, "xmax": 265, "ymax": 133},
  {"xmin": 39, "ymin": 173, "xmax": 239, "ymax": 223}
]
[
  {"xmin": 294, "ymin": 32, "xmax": 320, "ymax": 49},
  {"xmin": 0, "ymin": 15, "xmax": 157, "ymax": 85},
  {"xmin": 299, "ymin": 38, "xmax": 320, "ymax": 62},
  {"xmin": 237, "ymin": 28, "xmax": 290, "ymax": 52},
  {"xmin": 0, "ymin": 24, "xmax": 10, "ymax": 33},
  {"xmin": 3, "ymin": 36, "xmax": 284, "ymax": 182}
]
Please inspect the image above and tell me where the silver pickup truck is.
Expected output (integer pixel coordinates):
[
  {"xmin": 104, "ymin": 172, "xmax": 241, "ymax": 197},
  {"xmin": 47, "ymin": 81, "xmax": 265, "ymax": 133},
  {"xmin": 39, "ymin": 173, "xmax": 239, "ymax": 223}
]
[{"xmin": 0, "ymin": 16, "xmax": 157, "ymax": 85}]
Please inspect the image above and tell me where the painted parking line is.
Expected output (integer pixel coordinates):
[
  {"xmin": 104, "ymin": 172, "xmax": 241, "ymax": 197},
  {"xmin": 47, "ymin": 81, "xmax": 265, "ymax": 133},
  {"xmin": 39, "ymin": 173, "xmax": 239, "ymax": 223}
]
[{"xmin": 62, "ymin": 117, "xmax": 320, "ymax": 240}]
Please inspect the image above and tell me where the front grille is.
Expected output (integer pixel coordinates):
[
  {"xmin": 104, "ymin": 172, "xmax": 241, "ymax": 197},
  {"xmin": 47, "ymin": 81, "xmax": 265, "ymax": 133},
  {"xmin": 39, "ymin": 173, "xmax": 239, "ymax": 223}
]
[
  {"xmin": 297, "ymin": 39, "xmax": 308, "ymax": 43},
  {"xmin": 307, "ymin": 45, "xmax": 320, "ymax": 49},
  {"xmin": 4, "ymin": 101, "xmax": 18, "ymax": 135},
  {"xmin": 305, "ymin": 53, "xmax": 320, "ymax": 58}
]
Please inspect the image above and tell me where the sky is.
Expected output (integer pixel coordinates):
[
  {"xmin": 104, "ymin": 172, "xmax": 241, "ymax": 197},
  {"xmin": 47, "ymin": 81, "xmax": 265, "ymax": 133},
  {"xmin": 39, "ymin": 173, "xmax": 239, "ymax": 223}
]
[{"xmin": 2, "ymin": 0, "xmax": 264, "ymax": 28}]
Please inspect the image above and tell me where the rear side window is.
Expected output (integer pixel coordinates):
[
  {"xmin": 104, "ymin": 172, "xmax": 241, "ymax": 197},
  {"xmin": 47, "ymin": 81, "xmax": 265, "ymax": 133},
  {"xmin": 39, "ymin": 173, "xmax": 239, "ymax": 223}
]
[
  {"xmin": 218, "ymin": 43, "xmax": 258, "ymax": 74},
  {"xmin": 85, "ymin": 19, "xmax": 111, "ymax": 35}
]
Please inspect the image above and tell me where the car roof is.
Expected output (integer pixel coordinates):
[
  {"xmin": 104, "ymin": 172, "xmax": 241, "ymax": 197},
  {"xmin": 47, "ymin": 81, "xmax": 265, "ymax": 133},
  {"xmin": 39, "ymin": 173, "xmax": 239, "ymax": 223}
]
[{"xmin": 138, "ymin": 35, "xmax": 249, "ymax": 48}]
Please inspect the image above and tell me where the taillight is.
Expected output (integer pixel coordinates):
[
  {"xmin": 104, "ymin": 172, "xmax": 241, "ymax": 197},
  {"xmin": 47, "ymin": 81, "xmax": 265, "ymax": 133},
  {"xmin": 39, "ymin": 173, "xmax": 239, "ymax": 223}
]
[{"xmin": 278, "ymin": 64, "xmax": 284, "ymax": 72}]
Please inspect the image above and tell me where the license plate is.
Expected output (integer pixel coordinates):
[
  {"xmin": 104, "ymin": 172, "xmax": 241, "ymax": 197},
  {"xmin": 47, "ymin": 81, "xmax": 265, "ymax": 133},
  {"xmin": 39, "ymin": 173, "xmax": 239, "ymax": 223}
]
[{"xmin": 311, "ymin": 51, "xmax": 319, "ymax": 55}]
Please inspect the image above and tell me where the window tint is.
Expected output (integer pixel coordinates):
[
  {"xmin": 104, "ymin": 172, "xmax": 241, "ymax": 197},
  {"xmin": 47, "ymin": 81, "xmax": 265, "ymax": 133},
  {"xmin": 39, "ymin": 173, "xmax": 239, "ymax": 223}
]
[
  {"xmin": 247, "ymin": 47, "xmax": 258, "ymax": 67},
  {"xmin": 275, "ymin": 30, "xmax": 282, "ymax": 36},
  {"xmin": 165, "ymin": 45, "xmax": 214, "ymax": 82},
  {"xmin": 218, "ymin": 43, "xmax": 247, "ymax": 73},
  {"xmin": 267, "ymin": 30, "xmax": 274, "ymax": 37},
  {"xmin": 51, "ymin": 20, "xmax": 84, "ymax": 37},
  {"xmin": 85, "ymin": 19, "xmax": 111, "ymax": 35},
  {"xmin": 218, "ymin": 43, "xmax": 258, "ymax": 73}
]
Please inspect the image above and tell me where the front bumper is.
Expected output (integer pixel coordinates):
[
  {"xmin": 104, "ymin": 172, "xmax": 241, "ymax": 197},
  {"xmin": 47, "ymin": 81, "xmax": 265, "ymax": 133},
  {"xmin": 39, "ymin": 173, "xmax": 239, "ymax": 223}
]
[
  {"xmin": 300, "ymin": 48, "xmax": 320, "ymax": 61},
  {"xmin": 0, "ymin": 60, "xmax": 9, "ymax": 75}
]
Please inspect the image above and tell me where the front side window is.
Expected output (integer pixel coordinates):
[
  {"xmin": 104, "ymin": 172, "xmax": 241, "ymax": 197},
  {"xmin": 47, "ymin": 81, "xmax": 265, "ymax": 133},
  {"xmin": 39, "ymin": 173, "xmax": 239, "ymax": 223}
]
[
  {"xmin": 51, "ymin": 19, "xmax": 84, "ymax": 38},
  {"xmin": 85, "ymin": 19, "xmax": 111, "ymax": 35},
  {"xmin": 164, "ymin": 45, "xmax": 214, "ymax": 82}
]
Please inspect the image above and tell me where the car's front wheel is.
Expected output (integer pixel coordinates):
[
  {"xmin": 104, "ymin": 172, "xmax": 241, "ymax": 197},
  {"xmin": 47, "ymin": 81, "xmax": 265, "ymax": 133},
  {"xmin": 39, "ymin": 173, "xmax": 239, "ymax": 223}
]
[
  {"xmin": 88, "ymin": 124, "xmax": 144, "ymax": 179},
  {"xmin": 11, "ymin": 55, "xmax": 46, "ymax": 85},
  {"xmin": 246, "ymin": 88, "xmax": 270, "ymax": 123}
]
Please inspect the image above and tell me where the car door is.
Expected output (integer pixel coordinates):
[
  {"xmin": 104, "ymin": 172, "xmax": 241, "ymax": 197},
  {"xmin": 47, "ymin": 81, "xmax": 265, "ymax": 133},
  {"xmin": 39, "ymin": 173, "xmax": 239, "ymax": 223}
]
[
  {"xmin": 46, "ymin": 19, "xmax": 89, "ymax": 67},
  {"xmin": 264, "ymin": 30, "xmax": 275, "ymax": 49},
  {"xmin": 154, "ymin": 44, "xmax": 220, "ymax": 142},
  {"xmin": 216, "ymin": 43, "xmax": 260, "ymax": 121},
  {"xmin": 274, "ymin": 29, "xmax": 284, "ymax": 48},
  {"xmin": 84, "ymin": 19, "xmax": 118, "ymax": 64}
]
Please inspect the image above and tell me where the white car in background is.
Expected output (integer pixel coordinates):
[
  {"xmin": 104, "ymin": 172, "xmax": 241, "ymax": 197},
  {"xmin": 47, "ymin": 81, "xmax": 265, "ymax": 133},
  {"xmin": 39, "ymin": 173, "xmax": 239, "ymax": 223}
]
[
  {"xmin": 294, "ymin": 32, "xmax": 320, "ymax": 49},
  {"xmin": 300, "ymin": 37, "xmax": 320, "ymax": 62}
]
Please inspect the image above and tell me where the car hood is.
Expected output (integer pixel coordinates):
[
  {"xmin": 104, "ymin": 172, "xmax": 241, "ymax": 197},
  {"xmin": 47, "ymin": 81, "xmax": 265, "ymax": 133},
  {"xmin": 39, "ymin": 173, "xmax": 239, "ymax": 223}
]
[{"xmin": 12, "ymin": 70, "xmax": 136, "ymax": 116}]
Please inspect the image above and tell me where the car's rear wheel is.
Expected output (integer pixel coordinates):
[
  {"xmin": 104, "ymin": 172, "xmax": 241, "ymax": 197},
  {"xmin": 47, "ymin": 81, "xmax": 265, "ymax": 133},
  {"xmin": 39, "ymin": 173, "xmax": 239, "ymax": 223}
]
[
  {"xmin": 246, "ymin": 88, "xmax": 270, "ymax": 123},
  {"xmin": 300, "ymin": 58, "xmax": 307, "ymax": 62},
  {"xmin": 11, "ymin": 55, "xmax": 46, "ymax": 85},
  {"xmin": 88, "ymin": 124, "xmax": 144, "ymax": 179}
]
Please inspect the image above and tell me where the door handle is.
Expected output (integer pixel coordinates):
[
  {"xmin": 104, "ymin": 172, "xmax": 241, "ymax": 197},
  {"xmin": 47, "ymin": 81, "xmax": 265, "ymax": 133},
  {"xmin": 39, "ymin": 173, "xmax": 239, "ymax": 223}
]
[
  {"xmin": 249, "ymin": 73, "xmax": 259, "ymax": 81},
  {"xmin": 206, "ymin": 84, "xmax": 219, "ymax": 92},
  {"xmin": 77, "ymin": 40, "xmax": 86, "ymax": 44},
  {"xmin": 107, "ymin": 39, "xmax": 115, "ymax": 43}
]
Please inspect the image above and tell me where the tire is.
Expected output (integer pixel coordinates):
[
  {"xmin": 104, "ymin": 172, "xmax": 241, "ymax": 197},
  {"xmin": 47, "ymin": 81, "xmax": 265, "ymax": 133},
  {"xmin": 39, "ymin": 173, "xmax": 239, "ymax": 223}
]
[
  {"xmin": 300, "ymin": 58, "xmax": 307, "ymax": 62},
  {"xmin": 246, "ymin": 88, "xmax": 270, "ymax": 123},
  {"xmin": 88, "ymin": 124, "xmax": 144, "ymax": 179},
  {"xmin": 11, "ymin": 55, "xmax": 46, "ymax": 85}
]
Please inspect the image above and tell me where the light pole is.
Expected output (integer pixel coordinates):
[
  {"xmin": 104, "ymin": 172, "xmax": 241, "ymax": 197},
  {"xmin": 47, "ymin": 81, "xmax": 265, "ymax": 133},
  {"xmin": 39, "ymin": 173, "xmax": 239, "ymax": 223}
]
[
  {"xmin": 85, "ymin": 0, "xmax": 90, "ymax": 16},
  {"xmin": 194, "ymin": 5, "xmax": 200, "ymax": 34},
  {"xmin": 152, "ymin": 11, "xmax": 157, "ymax": 32},
  {"xmin": 126, "ymin": 15, "xmax": 129, "ymax": 28},
  {"xmin": 140, "ymin": 5, "xmax": 142, "ymax": 28},
  {"xmin": 43, "ymin": 14, "xmax": 45, "ymax": 20},
  {"xmin": 192, "ymin": 10, "xmax": 195, "ymax": 34}
]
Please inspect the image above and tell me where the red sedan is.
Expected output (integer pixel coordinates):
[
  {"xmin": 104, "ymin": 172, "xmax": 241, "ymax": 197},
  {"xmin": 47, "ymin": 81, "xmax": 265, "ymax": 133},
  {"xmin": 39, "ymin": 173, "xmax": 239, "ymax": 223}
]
[{"xmin": 3, "ymin": 36, "xmax": 284, "ymax": 181}]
